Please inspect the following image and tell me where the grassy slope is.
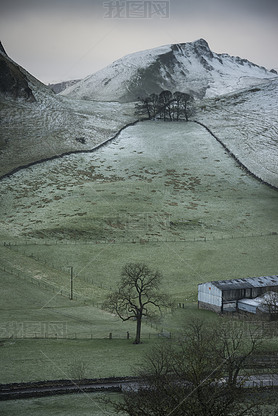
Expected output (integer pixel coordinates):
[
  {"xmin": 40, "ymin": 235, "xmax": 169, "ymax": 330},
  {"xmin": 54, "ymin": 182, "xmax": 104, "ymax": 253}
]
[
  {"xmin": 197, "ymin": 80, "xmax": 278, "ymax": 187},
  {"xmin": 0, "ymin": 95, "xmax": 136, "ymax": 178},
  {"xmin": 0, "ymin": 120, "xmax": 277, "ymax": 385},
  {"xmin": 1, "ymin": 122, "xmax": 277, "ymax": 241}
]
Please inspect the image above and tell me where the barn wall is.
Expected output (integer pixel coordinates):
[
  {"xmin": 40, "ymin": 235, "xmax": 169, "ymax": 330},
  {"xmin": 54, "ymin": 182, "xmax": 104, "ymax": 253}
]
[
  {"xmin": 238, "ymin": 301, "xmax": 257, "ymax": 314},
  {"xmin": 198, "ymin": 283, "xmax": 222, "ymax": 309},
  {"xmin": 198, "ymin": 301, "xmax": 222, "ymax": 313},
  {"xmin": 223, "ymin": 301, "xmax": 237, "ymax": 312},
  {"xmin": 222, "ymin": 289, "xmax": 243, "ymax": 301},
  {"xmin": 252, "ymin": 287, "xmax": 268, "ymax": 298}
]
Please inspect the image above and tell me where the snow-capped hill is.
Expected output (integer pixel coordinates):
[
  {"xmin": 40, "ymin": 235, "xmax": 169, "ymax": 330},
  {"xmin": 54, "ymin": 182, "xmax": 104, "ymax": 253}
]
[{"xmin": 61, "ymin": 39, "xmax": 277, "ymax": 102}]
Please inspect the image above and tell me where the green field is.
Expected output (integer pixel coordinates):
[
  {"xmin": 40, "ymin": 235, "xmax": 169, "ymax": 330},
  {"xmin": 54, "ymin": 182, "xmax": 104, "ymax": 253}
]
[
  {"xmin": 0, "ymin": 120, "xmax": 277, "ymax": 386},
  {"xmin": 0, "ymin": 392, "xmax": 119, "ymax": 416}
]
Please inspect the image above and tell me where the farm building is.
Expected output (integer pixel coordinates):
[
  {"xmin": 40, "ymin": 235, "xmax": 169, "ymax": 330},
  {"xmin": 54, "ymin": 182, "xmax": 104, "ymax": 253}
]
[{"xmin": 198, "ymin": 275, "xmax": 278, "ymax": 314}]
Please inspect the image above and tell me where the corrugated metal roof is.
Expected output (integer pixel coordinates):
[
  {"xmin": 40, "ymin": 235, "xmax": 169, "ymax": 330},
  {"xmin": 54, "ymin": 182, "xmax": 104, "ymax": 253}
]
[{"xmin": 212, "ymin": 275, "xmax": 278, "ymax": 291}]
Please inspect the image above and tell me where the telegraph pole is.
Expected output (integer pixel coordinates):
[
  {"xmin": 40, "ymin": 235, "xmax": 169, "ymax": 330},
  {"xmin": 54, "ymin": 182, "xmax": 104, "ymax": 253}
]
[{"xmin": 70, "ymin": 266, "xmax": 73, "ymax": 300}]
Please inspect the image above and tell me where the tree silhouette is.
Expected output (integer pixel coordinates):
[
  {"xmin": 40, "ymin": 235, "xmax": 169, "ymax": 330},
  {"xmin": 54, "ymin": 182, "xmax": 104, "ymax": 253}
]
[
  {"xmin": 104, "ymin": 263, "xmax": 171, "ymax": 344},
  {"xmin": 136, "ymin": 91, "xmax": 194, "ymax": 121},
  {"xmin": 112, "ymin": 320, "xmax": 269, "ymax": 415}
]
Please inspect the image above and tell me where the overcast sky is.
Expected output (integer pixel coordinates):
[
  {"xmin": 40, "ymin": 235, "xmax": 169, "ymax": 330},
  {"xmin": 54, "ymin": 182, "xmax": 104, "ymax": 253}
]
[{"xmin": 1, "ymin": 0, "xmax": 277, "ymax": 84}]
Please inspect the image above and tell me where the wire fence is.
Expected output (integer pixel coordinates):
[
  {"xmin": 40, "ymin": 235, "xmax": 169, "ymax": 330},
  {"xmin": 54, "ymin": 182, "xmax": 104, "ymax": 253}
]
[
  {"xmin": 0, "ymin": 315, "xmax": 171, "ymax": 341},
  {"xmin": 0, "ymin": 263, "xmax": 102, "ymax": 304},
  {"xmin": 1, "ymin": 232, "xmax": 277, "ymax": 305},
  {"xmin": 1, "ymin": 235, "xmax": 278, "ymax": 342},
  {"xmin": 0, "ymin": 330, "xmax": 171, "ymax": 341},
  {"xmin": 0, "ymin": 263, "xmax": 172, "ymax": 341}
]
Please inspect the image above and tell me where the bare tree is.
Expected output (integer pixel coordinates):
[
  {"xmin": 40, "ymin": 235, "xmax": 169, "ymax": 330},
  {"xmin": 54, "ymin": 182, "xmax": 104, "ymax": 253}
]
[
  {"xmin": 262, "ymin": 291, "xmax": 278, "ymax": 319},
  {"xmin": 135, "ymin": 91, "xmax": 194, "ymax": 121},
  {"xmin": 180, "ymin": 92, "xmax": 194, "ymax": 121},
  {"xmin": 159, "ymin": 90, "xmax": 173, "ymax": 121},
  {"xmin": 149, "ymin": 93, "xmax": 160, "ymax": 118},
  {"xmin": 135, "ymin": 96, "xmax": 152, "ymax": 119},
  {"xmin": 217, "ymin": 320, "xmax": 260, "ymax": 386},
  {"xmin": 172, "ymin": 91, "xmax": 183, "ymax": 121},
  {"xmin": 104, "ymin": 263, "xmax": 171, "ymax": 344},
  {"xmin": 112, "ymin": 319, "xmax": 269, "ymax": 415}
]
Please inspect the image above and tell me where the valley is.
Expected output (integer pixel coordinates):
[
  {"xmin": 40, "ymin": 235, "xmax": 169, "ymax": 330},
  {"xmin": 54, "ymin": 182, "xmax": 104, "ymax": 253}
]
[
  {"xmin": 0, "ymin": 120, "xmax": 277, "ymax": 385},
  {"xmin": 0, "ymin": 37, "xmax": 278, "ymax": 415}
]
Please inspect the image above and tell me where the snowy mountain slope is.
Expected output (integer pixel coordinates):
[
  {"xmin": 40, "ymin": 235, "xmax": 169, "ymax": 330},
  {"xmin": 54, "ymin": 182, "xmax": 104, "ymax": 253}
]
[
  {"xmin": 196, "ymin": 79, "xmax": 278, "ymax": 188},
  {"xmin": 0, "ymin": 45, "xmax": 136, "ymax": 177},
  {"xmin": 61, "ymin": 39, "xmax": 277, "ymax": 102},
  {"xmin": 1, "ymin": 40, "xmax": 277, "ymax": 190}
]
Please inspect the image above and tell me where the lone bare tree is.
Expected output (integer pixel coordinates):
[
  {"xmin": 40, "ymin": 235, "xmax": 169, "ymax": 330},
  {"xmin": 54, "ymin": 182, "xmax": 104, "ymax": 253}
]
[{"xmin": 104, "ymin": 263, "xmax": 171, "ymax": 344}]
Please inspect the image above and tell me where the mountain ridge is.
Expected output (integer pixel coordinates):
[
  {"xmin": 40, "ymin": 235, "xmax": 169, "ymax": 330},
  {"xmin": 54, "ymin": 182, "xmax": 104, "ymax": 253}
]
[
  {"xmin": 0, "ymin": 40, "xmax": 277, "ymax": 188},
  {"xmin": 61, "ymin": 39, "xmax": 277, "ymax": 102}
]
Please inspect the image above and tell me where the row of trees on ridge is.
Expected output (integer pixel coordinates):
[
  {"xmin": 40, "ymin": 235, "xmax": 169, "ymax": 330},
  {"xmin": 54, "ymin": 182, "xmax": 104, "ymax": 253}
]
[{"xmin": 135, "ymin": 90, "xmax": 194, "ymax": 121}]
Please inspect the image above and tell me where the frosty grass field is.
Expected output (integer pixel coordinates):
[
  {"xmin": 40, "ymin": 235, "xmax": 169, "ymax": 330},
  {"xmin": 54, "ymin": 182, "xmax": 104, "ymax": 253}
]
[
  {"xmin": 0, "ymin": 120, "xmax": 278, "ymax": 387},
  {"xmin": 0, "ymin": 392, "xmax": 119, "ymax": 416}
]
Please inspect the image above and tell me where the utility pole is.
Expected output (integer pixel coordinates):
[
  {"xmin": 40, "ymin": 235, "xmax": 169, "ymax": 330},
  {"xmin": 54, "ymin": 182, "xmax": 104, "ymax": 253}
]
[{"xmin": 70, "ymin": 266, "xmax": 73, "ymax": 300}]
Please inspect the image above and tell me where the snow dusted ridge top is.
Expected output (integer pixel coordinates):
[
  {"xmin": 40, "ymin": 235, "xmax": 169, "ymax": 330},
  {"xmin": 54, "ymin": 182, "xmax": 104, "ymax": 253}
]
[{"xmin": 61, "ymin": 39, "xmax": 277, "ymax": 102}]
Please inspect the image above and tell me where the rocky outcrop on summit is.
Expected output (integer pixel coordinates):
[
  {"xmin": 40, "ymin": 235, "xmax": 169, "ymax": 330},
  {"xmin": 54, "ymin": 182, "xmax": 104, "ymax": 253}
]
[{"xmin": 61, "ymin": 39, "xmax": 277, "ymax": 102}]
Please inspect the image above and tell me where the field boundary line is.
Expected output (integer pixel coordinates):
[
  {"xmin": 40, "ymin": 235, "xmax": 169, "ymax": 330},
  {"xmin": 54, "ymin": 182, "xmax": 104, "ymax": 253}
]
[
  {"xmin": 2, "ymin": 230, "xmax": 277, "ymax": 247},
  {"xmin": 193, "ymin": 120, "xmax": 278, "ymax": 191}
]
